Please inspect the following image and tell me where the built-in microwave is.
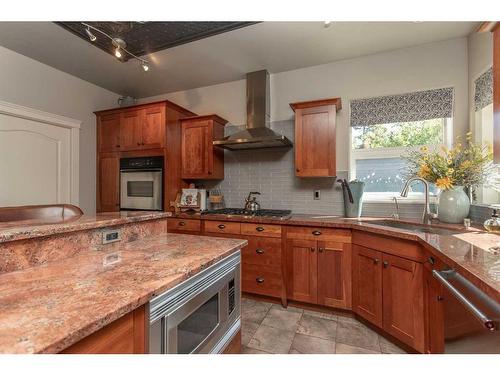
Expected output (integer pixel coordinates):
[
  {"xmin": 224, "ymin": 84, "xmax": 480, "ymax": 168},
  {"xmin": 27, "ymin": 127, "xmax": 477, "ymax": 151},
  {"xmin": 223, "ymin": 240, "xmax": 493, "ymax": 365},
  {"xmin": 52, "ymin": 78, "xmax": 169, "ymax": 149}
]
[
  {"xmin": 149, "ymin": 252, "xmax": 241, "ymax": 354},
  {"xmin": 120, "ymin": 156, "xmax": 163, "ymax": 211}
]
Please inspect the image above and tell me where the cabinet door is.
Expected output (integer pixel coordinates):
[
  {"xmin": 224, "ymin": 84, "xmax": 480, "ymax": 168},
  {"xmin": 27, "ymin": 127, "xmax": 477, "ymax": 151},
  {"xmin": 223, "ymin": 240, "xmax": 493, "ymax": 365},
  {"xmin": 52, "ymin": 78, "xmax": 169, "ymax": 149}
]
[
  {"xmin": 98, "ymin": 113, "xmax": 121, "ymax": 152},
  {"xmin": 382, "ymin": 253, "xmax": 425, "ymax": 352},
  {"xmin": 352, "ymin": 245, "xmax": 383, "ymax": 327},
  {"xmin": 318, "ymin": 241, "xmax": 352, "ymax": 309},
  {"xmin": 98, "ymin": 154, "xmax": 120, "ymax": 212},
  {"xmin": 286, "ymin": 239, "xmax": 317, "ymax": 304},
  {"xmin": 424, "ymin": 267, "xmax": 444, "ymax": 353},
  {"xmin": 141, "ymin": 105, "xmax": 165, "ymax": 150},
  {"xmin": 295, "ymin": 104, "xmax": 336, "ymax": 177},
  {"xmin": 120, "ymin": 109, "xmax": 142, "ymax": 151},
  {"xmin": 181, "ymin": 120, "xmax": 212, "ymax": 178}
]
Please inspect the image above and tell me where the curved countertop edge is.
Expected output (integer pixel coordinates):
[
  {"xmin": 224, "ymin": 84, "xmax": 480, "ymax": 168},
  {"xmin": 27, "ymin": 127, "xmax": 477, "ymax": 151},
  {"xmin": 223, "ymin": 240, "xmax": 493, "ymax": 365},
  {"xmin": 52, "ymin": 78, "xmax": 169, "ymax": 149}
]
[
  {"xmin": 171, "ymin": 213, "xmax": 500, "ymax": 301},
  {"xmin": 0, "ymin": 211, "xmax": 171, "ymax": 244}
]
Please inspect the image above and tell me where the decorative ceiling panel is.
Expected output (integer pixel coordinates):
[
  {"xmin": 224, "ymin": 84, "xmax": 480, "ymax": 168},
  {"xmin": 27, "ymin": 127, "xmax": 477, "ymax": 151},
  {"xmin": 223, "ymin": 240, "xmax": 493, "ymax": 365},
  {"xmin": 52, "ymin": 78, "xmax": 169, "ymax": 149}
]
[{"xmin": 55, "ymin": 21, "xmax": 258, "ymax": 61}]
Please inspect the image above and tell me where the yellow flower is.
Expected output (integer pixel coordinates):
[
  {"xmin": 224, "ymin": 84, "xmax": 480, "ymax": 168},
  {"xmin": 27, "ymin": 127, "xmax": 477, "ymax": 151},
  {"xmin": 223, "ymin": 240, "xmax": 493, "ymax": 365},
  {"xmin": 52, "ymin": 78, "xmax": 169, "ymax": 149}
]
[
  {"xmin": 436, "ymin": 177, "xmax": 454, "ymax": 190},
  {"xmin": 441, "ymin": 145, "xmax": 448, "ymax": 153},
  {"xmin": 460, "ymin": 160, "xmax": 472, "ymax": 170},
  {"xmin": 420, "ymin": 146, "xmax": 429, "ymax": 153},
  {"xmin": 418, "ymin": 164, "xmax": 431, "ymax": 179}
]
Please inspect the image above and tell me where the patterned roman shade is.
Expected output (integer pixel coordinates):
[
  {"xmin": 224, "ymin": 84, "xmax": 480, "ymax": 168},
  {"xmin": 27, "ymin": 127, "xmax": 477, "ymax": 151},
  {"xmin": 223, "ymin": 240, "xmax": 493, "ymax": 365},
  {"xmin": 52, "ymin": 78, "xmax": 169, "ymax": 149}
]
[
  {"xmin": 474, "ymin": 67, "xmax": 493, "ymax": 111},
  {"xmin": 350, "ymin": 87, "xmax": 454, "ymax": 127}
]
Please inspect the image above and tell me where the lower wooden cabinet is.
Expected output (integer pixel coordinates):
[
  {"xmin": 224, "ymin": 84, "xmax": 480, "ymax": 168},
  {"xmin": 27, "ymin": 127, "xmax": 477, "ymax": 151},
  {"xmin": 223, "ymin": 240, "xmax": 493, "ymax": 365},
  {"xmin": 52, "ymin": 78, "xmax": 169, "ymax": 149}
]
[
  {"xmin": 62, "ymin": 305, "xmax": 147, "ymax": 354},
  {"xmin": 98, "ymin": 154, "xmax": 120, "ymax": 212},
  {"xmin": 286, "ymin": 234, "xmax": 352, "ymax": 309},
  {"xmin": 352, "ymin": 244, "xmax": 425, "ymax": 352}
]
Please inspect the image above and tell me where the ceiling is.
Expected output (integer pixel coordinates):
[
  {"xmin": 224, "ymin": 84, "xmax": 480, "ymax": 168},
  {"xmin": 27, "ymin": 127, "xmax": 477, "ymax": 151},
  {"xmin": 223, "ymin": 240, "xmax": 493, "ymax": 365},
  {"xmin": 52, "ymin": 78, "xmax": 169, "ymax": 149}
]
[
  {"xmin": 0, "ymin": 22, "xmax": 478, "ymax": 98},
  {"xmin": 55, "ymin": 22, "xmax": 257, "ymax": 61}
]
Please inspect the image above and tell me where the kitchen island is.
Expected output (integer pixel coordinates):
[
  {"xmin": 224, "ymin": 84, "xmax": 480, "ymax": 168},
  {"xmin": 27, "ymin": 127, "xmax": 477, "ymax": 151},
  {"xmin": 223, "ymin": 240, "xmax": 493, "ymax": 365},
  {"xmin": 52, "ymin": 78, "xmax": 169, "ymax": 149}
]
[{"xmin": 0, "ymin": 211, "xmax": 247, "ymax": 353}]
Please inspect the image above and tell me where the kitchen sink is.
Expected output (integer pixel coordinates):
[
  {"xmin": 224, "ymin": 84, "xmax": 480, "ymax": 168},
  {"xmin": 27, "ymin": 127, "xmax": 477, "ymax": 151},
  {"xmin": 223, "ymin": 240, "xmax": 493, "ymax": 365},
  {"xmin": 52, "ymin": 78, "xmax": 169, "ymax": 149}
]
[{"xmin": 366, "ymin": 220, "xmax": 465, "ymax": 235}]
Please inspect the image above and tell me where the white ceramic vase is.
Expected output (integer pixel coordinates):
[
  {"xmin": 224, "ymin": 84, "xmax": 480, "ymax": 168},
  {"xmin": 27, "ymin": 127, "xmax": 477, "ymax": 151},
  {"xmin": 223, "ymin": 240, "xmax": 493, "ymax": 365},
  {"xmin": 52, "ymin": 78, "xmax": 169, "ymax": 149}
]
[{"xmin": 437, "ymin": 186, "xmax": 470, "ymax": 224}]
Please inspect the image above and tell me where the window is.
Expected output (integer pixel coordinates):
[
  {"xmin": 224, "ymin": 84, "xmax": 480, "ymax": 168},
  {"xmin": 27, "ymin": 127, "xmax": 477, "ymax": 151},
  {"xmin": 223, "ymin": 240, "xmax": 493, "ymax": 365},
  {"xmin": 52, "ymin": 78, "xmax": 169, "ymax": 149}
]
[
  {"xmin": 349, "ymin": 88, "xmax": 454, "ymax": 202},
  {"xmin": 350, "ymin": 119, "xmax": 451, "ymax": 201}
]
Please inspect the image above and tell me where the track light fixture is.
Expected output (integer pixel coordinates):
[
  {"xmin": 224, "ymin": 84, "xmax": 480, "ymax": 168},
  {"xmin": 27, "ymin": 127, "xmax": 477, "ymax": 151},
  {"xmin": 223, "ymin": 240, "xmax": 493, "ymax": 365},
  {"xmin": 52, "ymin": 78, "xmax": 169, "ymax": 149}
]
[
  {"xmin": 81, "ymin": 22, "xmax": 151, "ymax": 72},
  {"xmin": 85, "ymin": 27, "xmax": 97, "ymax": 42}
]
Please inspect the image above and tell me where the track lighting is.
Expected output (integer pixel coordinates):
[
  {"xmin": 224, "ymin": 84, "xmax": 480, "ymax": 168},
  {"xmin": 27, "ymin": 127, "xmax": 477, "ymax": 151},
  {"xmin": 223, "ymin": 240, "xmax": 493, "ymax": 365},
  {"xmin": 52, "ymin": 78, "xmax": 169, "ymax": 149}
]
[
  {"xmin": 81, "ymin": 23, "xmax": 151, "ymax": 72},
  {"xmin": 324, "ymin": 21, "xmax": 332, "ymax": 28},
  {"xmin": 85, "ymin": 27, "xmax": 97, "ymax": 42}
]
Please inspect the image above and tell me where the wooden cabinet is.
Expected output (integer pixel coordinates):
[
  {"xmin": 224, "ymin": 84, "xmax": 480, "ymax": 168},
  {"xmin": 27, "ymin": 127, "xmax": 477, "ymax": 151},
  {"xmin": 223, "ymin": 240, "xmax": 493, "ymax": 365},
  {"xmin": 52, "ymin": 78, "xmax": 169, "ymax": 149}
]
[
  {"xmin": 98, "ymin": 113, "xmax": 121, "ymax": 152},
  {"xmin": 167, "ymin": 218, "xmax": 202, "ymax": 233},
  {"xmin": 62, "ymin": 305, "xmax": 147, "ymax": 354},
  {"xmin": 181, "ymin": 115, "xmax": 226, "ymax": 180},
  {"xmin": 120, "ymin": 109, "xmax": 142, "ymax": 150},
  {"xmin": 119, "ymin": 105, "xmax": 165, "ymax": 151},
  {"xmin": 286, "ymin": 227, "xmax": 352, "ymax": 309},
  {"xmin": 352, "ymin": 242, "xmax": 425, "ymax": 352},
  {"xmin": 98, "ymin": 154, "xmax": 120, "ymax": 212},
  {"xmin": 290, "ymin": 98, "xmax": 341, "ymax": 177}
]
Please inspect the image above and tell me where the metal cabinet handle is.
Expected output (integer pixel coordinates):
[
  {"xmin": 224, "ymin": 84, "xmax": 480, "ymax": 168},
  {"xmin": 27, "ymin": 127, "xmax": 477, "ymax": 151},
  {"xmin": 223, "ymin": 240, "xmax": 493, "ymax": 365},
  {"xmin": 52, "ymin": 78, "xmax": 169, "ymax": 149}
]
[
  {"xmin": 428, "ymin": 256, "xmax": 436, "ymax": 265},
  {"xmin": 383, "ymin": 261, "xmax": 389, "ymax": 268},
  {"xmin": 318, "ymin": 248, "xmax": 324, "ymax": 253},
  {"xmin": 256, "ymin": 226, "xmax": 265, "ymax": 232},
  {"xmin": 373, "ymin": 258, "xmax": 380, "ymax": 265},
  {"xmin": 137, "ymin": 142, "xmax": 141, "ymax": 146},
  {"xmin": 312, "ymin": 230, "xmax": 322, "ymax": 236},
  {"xmin": 310, "ymin": 247, "xmax": 315, "ymax": 252},
  {"xmin": 256, "ymin": 277, "xmax": 265, "ymax": 284},
  {"xmin": 116, "ymin": 145, "xmax": 120, "ymax": 148},
  {"xmin": 178, "ymin": 221, "xmax": 186, "ymax": 227},
  {"xmin": 433, "ymin": 270, "xmax": 498, "ymax": 331},
  {"xmin": 218, "ymin": 224, "xmax": 226, "ymax": 229},
  {"xmin": 256, "ymin": 248, "xmax": 265, "ymax": 254}
]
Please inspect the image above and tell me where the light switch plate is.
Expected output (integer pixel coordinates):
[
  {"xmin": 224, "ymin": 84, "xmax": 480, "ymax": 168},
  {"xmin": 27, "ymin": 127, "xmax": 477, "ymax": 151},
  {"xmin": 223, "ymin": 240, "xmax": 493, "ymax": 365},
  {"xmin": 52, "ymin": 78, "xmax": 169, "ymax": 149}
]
[{"xmin": 314, "ymin": 190, "xmax": 321, "ymax": 200}]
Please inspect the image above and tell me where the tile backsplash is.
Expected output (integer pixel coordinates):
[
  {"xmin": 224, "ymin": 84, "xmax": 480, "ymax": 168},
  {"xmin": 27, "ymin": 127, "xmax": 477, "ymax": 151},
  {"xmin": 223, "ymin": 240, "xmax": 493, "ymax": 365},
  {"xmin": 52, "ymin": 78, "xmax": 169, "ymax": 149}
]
[{"xmin": 196, "ymin": 120, "xmax": 494, "ymax": 222}]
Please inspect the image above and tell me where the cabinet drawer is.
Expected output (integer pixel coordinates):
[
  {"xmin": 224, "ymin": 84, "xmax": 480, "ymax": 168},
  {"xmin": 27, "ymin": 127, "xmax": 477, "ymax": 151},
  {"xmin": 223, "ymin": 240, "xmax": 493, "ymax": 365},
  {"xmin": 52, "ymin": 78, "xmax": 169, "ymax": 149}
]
[
  {"xmin": 204, "ymin": 221, "xmax": 241, "ymax": 235},
  {"xmin": 286, "ymin": 226, "xmax": 351, "ymax": 242},
  {"xmin": 242, "ymin": 237, "xmax": 281, "ymax": 267},
  {"xmin": 241, "ymin": 223, "xmax": 281, "ymax": 238},
  {"xmin": 352, "ymin": 230, "xmax": 423, "ymax": 262},
  {"xmin": 242, "ymin": 263, "xmax": 283, "ymax": 298},
  {"xmin": 167, "ymin": 218, "xmax": 201, "ymax": 232}
]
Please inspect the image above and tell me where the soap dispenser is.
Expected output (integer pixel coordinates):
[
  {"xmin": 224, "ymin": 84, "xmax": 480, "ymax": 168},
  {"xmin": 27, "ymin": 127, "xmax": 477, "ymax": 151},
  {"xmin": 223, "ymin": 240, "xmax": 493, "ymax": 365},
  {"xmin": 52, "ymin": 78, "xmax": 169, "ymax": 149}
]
[{"xmin": 484, "ymin": 209, "xmax": 500, "ymax": 233}]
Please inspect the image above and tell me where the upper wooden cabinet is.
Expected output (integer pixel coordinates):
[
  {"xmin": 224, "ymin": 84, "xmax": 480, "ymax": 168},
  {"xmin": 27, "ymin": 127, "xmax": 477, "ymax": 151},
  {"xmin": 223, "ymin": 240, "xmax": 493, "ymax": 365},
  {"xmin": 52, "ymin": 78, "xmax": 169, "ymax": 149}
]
[
  {"xmin": 97, "ymin": 103, "xmax": 166, "ymax": 153},
  {"xmin": 181, "ymin": 115, "xmax": 226, "ymax": 180},
  {"xmin": 98, "ymin": 113, "xmax": 121, "ymax": 152},
  {"xmin": 290, "ymin": 98, "xmax": 341, "ymax": 177}
]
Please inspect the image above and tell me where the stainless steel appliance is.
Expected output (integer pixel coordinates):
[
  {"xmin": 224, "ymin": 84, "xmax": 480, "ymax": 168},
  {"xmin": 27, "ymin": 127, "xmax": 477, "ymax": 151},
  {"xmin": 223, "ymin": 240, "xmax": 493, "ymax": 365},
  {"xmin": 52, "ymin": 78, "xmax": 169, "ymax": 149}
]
[
  {"xmin": 149, "ymin": 252, "xmax": 241, "ymax": 354},
  {"xmin": 120, "ymin": 156, "xmax": 163, "ymax": 211},
  {"xmin": 433, "ymin": 269, "xmax": 500, "ymax": 353},
  {"xmin": 203, "ymin": 208, "xmax": 292, "ymax": 220},
  {"xmin": 244, "ymin": 191, "xmax": 261, "ymax": 212}
]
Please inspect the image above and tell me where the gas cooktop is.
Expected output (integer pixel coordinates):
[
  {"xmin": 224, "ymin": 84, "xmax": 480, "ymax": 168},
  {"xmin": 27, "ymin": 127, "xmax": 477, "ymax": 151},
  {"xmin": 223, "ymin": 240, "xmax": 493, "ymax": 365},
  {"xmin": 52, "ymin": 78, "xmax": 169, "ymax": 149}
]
[{"xmin": 202, "ymin": 208, "xmax": 292, "ymax": 220}]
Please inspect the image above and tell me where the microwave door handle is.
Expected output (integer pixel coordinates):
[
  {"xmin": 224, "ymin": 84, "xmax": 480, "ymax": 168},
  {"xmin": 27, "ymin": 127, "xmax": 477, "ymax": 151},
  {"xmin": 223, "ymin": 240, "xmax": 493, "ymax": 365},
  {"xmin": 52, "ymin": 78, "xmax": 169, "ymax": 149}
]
[{"xmin": 432, "ymin": 270, "xmax": 498, "ymax": 331}]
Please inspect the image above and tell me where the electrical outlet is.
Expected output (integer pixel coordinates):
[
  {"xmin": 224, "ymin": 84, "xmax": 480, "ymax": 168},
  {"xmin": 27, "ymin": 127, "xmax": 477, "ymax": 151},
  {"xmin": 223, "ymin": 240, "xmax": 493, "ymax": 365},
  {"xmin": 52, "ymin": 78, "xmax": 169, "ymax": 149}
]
[{"xmin": 314, "ymin": 190, "xmax": 321, "ymax": 200}]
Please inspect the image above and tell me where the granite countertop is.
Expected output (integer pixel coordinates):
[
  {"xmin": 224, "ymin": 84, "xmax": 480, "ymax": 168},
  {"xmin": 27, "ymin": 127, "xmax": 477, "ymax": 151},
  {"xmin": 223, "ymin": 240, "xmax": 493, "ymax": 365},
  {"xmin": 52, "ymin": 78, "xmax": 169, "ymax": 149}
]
[
  {"xmin": 0, "ymin": 233, "xmax": 247, "ymax": 353},
  {"xmin": 0, "ymin": 211, "xmax": 171, "ymax": 243},
  {"xmin": 172, "ymin": 212, "xmax": 500, "ymax": 300}
]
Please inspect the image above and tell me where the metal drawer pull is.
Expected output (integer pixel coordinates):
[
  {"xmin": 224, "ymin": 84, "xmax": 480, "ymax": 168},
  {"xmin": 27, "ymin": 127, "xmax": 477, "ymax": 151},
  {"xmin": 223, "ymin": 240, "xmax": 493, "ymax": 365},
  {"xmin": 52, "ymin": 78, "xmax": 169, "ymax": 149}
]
[
  {"xmin": 218, "ymin": 224, "xmax": 226, "ymax": 229},
  {"xmin": 312, "ymin": 230, "xmax": 322, "ymax": 236},
  {"xmin": 310, "ymin": 247, "xmax": 315, "ymax": 252},
  {"xmin": 256, "ymin": 226, "xmax": 265, "ymax": 232},
  {"xmin": 432, "ymin": 270, "xmax": 499, "ymax": 331},
  {"xmin": 373, "ymin": 258, "xmax": 380, "ymax": 265},
  {"xmin": 178, "ymin": 221, "xmax": 186, "ymax": 227},
  {"xmin": 383, "ymin": 261, "xmax": 389, "ymax": 268},
  {"xmin": 255, "ymin": 248, "xmax": 265, "ymax": 254},
  {"xmin": 256, "ymin": 277, "xmax": 265, "ymax": 283},
  {"xmin": 318, "ymin": 248, "xmax": 324, "ymax": 253}
]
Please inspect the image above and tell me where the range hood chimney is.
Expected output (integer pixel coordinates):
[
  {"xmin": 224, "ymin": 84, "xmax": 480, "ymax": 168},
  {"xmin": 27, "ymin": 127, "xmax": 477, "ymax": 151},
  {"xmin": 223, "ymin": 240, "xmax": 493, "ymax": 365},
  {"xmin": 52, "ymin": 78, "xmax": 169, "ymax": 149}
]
[{"xmin": 213, "ymin": 70, "xmax": 293, "ymax": 150}]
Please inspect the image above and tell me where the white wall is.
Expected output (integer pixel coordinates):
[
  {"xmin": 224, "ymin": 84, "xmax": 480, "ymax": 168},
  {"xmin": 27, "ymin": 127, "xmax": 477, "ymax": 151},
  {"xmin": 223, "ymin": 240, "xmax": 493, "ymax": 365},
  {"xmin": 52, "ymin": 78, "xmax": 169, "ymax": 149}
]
[
  {"xmin": 0, "ymin": 46, "xmax": 120, "ymax": 214},
  {"xmin": 141, "ymin": 38, "xmax": 469, "ymax": 171}
]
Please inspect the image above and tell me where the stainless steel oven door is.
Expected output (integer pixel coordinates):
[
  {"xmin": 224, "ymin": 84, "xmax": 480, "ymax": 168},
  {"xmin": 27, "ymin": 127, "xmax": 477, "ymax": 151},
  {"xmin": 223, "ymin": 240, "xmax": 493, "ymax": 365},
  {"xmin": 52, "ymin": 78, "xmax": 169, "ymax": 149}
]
[{"xmin": 120, "ymin": 170, "xmax": 162, "ymax": 210}]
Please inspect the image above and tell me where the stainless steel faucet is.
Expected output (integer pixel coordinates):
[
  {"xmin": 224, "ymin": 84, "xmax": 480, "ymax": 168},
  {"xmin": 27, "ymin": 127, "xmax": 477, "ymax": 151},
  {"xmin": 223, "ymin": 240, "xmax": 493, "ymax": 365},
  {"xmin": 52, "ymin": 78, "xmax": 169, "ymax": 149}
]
[
  {"xmin": 391, "ymin": 196, "xmax": 400, "ymax": 220},
  {"xmin": 400, "ymin": 177, "xmax": 435, "ymax": 224}
]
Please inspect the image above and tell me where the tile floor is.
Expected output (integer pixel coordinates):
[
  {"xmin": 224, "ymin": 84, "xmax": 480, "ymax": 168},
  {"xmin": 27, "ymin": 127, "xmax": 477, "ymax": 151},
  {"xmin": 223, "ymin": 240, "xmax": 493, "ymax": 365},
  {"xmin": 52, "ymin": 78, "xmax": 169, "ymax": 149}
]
[{"xmin": 241, "ymin": 297, "xmax": 407, "ymax": 354}]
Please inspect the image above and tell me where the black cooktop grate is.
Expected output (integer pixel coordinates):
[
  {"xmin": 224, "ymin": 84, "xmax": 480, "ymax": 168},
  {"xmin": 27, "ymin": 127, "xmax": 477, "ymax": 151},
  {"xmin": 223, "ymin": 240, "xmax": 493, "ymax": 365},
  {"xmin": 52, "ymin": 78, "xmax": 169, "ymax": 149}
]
[{"xmin": 203, "ymin": 208, "xmax": 292, "ymax": 219}]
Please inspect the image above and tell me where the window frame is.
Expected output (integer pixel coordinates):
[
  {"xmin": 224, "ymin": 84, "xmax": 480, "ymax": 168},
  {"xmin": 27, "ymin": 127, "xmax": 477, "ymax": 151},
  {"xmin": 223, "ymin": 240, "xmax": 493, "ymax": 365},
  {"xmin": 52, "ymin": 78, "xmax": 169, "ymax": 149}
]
[{"xmin": 349, "ymin": 118, "xmax": 453, "ymax": 203}]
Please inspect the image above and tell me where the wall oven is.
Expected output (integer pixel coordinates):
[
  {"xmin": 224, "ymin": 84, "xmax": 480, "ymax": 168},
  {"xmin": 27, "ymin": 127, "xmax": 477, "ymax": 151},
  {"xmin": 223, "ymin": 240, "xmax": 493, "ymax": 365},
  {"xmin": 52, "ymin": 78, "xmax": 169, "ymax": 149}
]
[
  {"xmin": 120, "ymin": 156, "xmax": 163, "ymax": 211},
  {"xmin": 149, "ymin": 252, "xmax": 241, "ymax": 354}
]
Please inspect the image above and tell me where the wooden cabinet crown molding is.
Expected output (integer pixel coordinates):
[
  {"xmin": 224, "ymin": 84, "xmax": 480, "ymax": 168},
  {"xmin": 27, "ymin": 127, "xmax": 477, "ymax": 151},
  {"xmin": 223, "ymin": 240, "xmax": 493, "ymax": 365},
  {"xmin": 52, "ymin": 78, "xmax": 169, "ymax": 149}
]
[
  {"xmin": 290, "ymin": 97, "xmax": 342, "ymax": 111},
  {"xmin": 94, "ymin": 100, "xmax": 195, "ymax": 117},
  {"xmin": 180, "ymin": 114, "xmax": 228, "ymax": 125}
]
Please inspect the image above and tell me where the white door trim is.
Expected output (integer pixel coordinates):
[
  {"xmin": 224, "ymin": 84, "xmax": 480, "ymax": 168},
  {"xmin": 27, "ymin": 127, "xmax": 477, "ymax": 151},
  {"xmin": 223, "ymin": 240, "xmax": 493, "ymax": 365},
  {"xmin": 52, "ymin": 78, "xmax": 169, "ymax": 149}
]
[{"xmin": 0, "ymin": 99, "xmax": 81, "ymax": 205}]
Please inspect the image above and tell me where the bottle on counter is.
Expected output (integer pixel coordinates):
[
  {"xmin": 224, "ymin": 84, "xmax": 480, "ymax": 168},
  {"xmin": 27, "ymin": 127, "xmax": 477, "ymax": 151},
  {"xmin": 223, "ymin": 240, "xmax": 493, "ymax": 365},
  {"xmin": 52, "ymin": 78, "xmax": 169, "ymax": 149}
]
[{"xmin": 484, "ymin": 209, "xmax": 500, "ymax": 233}]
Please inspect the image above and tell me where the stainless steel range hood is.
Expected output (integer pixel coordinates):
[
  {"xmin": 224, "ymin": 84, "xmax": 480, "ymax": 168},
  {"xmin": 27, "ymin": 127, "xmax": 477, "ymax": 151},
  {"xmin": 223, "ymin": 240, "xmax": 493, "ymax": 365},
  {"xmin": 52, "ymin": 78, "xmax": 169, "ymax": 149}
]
[{"xmin": 213, "ymin": 70, "xmax": 292, "ymax": 150}]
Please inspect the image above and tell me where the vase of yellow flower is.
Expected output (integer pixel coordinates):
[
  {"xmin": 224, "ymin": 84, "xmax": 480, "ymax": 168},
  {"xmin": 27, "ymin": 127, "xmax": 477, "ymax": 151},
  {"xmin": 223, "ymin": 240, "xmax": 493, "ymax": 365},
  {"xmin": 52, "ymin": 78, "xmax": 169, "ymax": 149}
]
[{"xmin": 404, "ymin": 132, "xmax": 493, "ymax": 224}]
